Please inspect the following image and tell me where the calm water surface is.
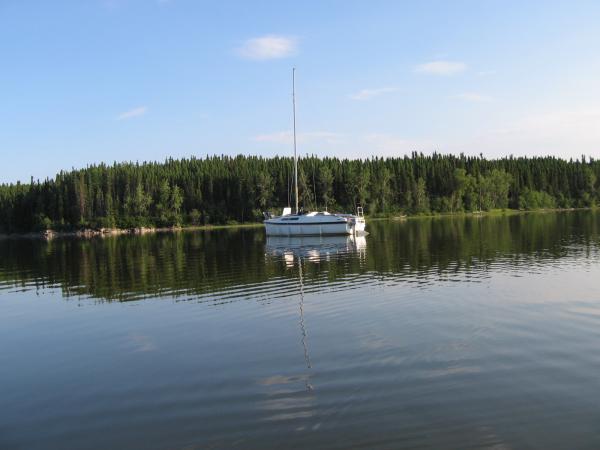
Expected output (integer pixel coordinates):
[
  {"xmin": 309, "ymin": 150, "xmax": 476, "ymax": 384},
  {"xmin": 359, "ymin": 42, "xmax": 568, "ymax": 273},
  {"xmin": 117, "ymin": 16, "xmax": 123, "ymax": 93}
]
[{"xmin": 2, "ymin": 212, "xmax": 600, "ymax": 449}]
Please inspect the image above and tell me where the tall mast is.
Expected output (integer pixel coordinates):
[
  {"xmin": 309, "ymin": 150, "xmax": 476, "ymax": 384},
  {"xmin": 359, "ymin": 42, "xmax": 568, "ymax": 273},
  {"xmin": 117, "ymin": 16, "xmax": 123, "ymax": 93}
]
[{"xmin": 292, "ymin": 67, "xmax": 299, "ymax": 214}]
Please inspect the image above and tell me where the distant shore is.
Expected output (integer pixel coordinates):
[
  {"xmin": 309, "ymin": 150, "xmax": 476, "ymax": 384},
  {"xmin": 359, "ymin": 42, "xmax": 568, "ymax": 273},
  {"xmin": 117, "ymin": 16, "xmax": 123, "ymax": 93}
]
[{"xmin": 0, "ymin": 207, "xmax": 595, "ymax": 240}]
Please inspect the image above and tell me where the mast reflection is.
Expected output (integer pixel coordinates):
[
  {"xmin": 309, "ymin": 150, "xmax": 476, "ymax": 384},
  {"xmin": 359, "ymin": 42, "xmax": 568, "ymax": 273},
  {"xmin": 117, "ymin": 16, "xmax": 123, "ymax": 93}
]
[{"xmin": 265, "ymin": 235, "xmax": 368, "ymax": 392}]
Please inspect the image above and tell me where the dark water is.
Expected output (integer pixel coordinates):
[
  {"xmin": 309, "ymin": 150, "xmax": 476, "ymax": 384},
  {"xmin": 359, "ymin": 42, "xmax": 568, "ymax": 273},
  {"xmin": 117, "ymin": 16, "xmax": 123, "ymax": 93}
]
[{"xmin": 2, "ymin": 211, "xmax": 600, "ymax": 449}]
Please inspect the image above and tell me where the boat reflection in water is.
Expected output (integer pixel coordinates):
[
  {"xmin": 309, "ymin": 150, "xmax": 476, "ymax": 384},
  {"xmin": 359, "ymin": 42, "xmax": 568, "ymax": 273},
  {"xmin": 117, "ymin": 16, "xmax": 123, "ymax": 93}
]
[
  {"xmin": 263, "ymin": 234, "xmax": 367, "ymax": 395},
  {"xmin": 265, "ymin": 234, "xmax": 367, "ymax": 266}
]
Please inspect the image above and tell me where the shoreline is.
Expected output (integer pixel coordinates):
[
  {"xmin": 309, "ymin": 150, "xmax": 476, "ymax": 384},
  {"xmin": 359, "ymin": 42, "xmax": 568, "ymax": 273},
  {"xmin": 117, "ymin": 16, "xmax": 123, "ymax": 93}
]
[
  {"xmin": 0, "ymin": 207, "xmax": 595, "ymax": 240},
  {"xmin": 368, "ymin": 206, "xmax": 595, "ymax": 222},
  {"xmin": 0, "ymin": 223, "xmax": 264, "ymax": 240}
]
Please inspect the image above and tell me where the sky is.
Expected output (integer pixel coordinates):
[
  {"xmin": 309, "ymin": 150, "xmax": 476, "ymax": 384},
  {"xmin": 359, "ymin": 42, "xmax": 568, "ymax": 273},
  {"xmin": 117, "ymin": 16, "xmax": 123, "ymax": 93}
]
[{"xmin": 1, "ymin": 0, "xmax": 600, "ymax": 183}]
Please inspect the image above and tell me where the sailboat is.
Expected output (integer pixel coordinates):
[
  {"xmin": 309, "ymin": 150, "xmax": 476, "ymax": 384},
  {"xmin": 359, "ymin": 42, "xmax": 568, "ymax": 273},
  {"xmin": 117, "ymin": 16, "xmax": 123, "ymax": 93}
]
[{"xmin": 263, "ymin": 69, "xmax": 366, "ymax": 236}]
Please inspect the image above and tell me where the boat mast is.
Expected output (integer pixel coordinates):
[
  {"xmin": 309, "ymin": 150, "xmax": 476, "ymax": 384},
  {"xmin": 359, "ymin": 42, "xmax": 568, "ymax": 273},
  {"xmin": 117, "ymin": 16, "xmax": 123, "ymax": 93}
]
[{"xmin": 292, "ymin": 67, "xmax": 299, "ymax": 214}]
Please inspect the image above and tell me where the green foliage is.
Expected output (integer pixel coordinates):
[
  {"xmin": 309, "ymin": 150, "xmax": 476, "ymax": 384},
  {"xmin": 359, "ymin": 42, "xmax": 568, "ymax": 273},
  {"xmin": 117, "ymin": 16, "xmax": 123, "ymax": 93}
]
[
  {"xmin": 487, "ymin": 169, "xmax": 512, "ymax": 210},
  {"xmin": 316, "ymin": 165, "xmax": 334, "ymax": 210},
  {"xmin": 454, "ymin": 168, "xmax": 477, "ymax": 211},
  {"xmin": 518, "ymin": 189, "xmax": 557, "ymax": 210},
  {"xmin": 189, "ymin": 209, "xmax": 201, "ymax": 225},
  {"xmin": 0, "ymin": 153, "xmax": 598, "ymax": 232},
  {"xmin": 412, "ymin": 178, "xmax": 430, "ymax": 214},
  {"xmin": 34, "ymin": 213, "xmax": 53, "ymax": 231}
]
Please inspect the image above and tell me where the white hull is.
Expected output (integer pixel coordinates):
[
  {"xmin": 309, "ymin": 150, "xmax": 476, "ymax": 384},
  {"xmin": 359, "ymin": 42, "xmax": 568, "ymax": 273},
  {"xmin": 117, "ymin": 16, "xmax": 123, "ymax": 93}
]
[
  {"xmin": 264, "ymin": 211, "xmax": 366, "ymax": 236},
  {"xmin": 265, "ymin": 221, "xmax": 351, "ymax": 236}
]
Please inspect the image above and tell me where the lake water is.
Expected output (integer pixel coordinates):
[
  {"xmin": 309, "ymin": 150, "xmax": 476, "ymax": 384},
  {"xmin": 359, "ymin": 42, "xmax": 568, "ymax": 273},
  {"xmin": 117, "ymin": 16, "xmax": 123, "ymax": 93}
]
[{"xmin": 2, "ymin": 211, "xmax": 600, "ymax": 449}]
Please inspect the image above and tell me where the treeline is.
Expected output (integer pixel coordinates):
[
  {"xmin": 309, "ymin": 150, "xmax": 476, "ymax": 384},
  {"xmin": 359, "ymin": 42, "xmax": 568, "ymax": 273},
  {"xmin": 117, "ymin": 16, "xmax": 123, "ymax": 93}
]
[{"xmin": 0, "ymin": 153, "xmax": 598, "ymax": 232}]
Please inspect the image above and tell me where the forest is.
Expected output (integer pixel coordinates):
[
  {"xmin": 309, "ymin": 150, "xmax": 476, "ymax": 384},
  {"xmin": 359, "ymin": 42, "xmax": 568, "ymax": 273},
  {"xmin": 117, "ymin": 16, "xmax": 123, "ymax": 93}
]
[{"xmin": 0, "ymin": 153, "xmax": 598, "ymax": 232}]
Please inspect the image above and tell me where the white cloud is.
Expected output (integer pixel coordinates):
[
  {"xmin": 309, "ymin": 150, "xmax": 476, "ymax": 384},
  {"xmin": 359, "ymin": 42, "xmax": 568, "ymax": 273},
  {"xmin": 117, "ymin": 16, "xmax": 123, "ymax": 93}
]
[
  {"xmin": 117, "ymin": 106, "xmax": 147, "ymax": 120},
  {"xmin": 349, "ymin": 87, "xmax": 398, "ymax": 101},
  {"xmin": 451, "ymin": 92, "xmax": 493, "ymax": 102},
  {"xmin": 253, "ymin": 131, "xmax": 343, "ymax": 145},
  {"xmin": 237, "ymin": 35, "xmax": 297, "ymax": 60},
  {"xmin": 415, "ymin": 60, "xmax": 467, "ymax": 76}
]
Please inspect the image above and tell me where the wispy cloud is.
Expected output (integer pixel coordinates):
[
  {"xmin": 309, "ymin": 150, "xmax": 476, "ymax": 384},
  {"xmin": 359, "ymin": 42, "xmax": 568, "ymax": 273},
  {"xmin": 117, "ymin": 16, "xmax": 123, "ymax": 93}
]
[
  {"xmin": 253, "ymin": 131, "xmax": 343, "ymax": 145},
  {"xmin": 451, "ymin": 92, "xmax": 493, "ymax": 102},
  {"xmin": 349, "ymin": 87, "xmax": 398, "ymax": 101},
  {"xmin": 117, "ymin": 106, "xmax": 147, "ymax": 120},
  {"xmin": 415, "ymin": 60, "xmax": 467, "ymax": 76},
  {"xmin": 237, "ymin": 35, "xmax": 297, "ymax": 60}
]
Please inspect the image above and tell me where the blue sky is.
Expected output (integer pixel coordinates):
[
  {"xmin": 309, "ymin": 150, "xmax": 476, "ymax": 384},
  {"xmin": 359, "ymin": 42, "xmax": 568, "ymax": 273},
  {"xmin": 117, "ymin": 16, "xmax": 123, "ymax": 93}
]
[{"xmin": 2, "ymin": 0, "xmax": 600, "ymax": 182}]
